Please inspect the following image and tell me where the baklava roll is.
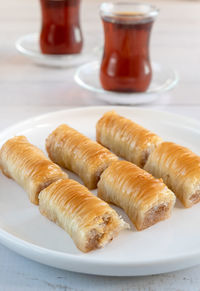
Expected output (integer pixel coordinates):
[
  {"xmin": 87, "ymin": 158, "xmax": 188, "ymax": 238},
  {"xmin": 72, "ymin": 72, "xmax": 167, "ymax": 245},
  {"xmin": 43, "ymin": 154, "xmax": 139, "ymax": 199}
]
[
  {"xmin": 39, "ymin": 179, "xmax": 129, "ymax": 252},
  {"xmin": 144, "ymin": 142, "xmax": 200, "ymax": 208},
  {"xmin": 96, "ymin": 111, "xmax": 163, "ymax": 168},
  {"xmin": 98, "ymin": 160, "xmax": 176, "ymax": 230},
  {"xmin": 0, "ymin": 136, "xmax": 68, "ymax": 205},
  {"xmin": 46, "ymin": 124, "xmax": 118, "ymax": 189}
]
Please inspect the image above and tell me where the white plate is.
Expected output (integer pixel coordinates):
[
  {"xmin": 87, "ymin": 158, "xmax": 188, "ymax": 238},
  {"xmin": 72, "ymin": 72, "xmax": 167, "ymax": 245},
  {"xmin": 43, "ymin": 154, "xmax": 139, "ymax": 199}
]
[
  {"xmin": 75, "ymin": 61, "xmax": 179, "ymax": 105},
  {"xmin": 0, "ymin": 106, "xmax": 200, "ymax": 276},
  {"xmin": 15, "ymin": 33, "xmax": 92, "ymax": 68}
]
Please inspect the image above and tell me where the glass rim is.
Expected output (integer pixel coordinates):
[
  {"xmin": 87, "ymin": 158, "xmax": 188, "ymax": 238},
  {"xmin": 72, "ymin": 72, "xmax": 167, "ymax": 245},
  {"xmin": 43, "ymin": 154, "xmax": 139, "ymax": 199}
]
[{"xmin": 100, "ymin": 2, "xmax": 159, "ymax": 19}]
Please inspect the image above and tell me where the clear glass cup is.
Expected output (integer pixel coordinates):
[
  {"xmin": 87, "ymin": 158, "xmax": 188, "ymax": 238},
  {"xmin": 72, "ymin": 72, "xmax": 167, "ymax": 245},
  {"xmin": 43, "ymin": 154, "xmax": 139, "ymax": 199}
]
[
  {"xmin": 100, "ymin": 2, "xmax": 159, "ymax": 92},
  {"xmin": 39, "ymin": 0, "xmax": 83, "ymax": 55}
]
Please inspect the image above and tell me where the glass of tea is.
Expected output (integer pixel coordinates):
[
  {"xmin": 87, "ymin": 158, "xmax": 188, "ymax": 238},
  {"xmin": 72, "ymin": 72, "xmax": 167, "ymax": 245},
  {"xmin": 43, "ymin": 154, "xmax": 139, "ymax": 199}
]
[
  {"xmin": 100, "ymin": 2, "xmax": 159, "ymax": 92},
  {"xmin": 39, "ymin": 0, "xmax": 83, "ymax": 55}
]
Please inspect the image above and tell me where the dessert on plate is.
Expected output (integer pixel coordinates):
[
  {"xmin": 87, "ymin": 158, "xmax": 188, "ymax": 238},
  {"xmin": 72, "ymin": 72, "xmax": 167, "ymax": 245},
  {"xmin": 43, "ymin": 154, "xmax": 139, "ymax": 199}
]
[
  {"xmin": 0, "ymin": 136, "xmax": 68, "ymax": 204},
  {"xmin": 144, "ymin": 142, "xmax": 200, "ymax": 208},
  {"xmin": 46, "ymin": 124, "xmax": 118, "ymax": 189},
  {"xmin": 98, "ymin": 160, "xmax": 176, "ymax": 230},
  {"xmin": 39, "ymin": 178, "xmax": 129, "ymax": 252},
  {"xmin": 96, "ymin": 111, "xmax": 162, "ymax": 168}
]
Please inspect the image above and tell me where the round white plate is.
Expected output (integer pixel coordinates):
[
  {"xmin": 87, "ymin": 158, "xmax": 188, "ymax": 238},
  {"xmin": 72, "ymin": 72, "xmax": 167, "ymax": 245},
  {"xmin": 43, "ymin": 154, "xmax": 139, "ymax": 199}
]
[
  {"xmin": 0, "ymin": 106, "xmax": 200, "ymax": 276},
  {"xmin": 75, "ymin": 61, "xmax": 178, "ymax": 105},
  {"xmin": 15, "ymin": 33, "xmax": 92, "ymax": 68}
]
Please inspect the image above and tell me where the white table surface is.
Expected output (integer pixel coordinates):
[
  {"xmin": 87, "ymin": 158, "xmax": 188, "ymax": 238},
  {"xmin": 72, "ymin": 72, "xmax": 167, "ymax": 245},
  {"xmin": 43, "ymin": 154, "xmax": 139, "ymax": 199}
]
[{"xmin": 1, "ymin": 0, "xmax": 200, "ymax": 290}]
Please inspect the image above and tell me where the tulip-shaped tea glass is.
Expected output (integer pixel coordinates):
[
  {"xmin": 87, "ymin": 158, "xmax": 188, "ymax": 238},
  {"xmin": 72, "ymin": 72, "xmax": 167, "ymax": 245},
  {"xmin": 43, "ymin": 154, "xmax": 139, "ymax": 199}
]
[
  {"xmin": 40, "ymin": 0, "xmax": 83, "ymax": 54},
  {"xmin": 100, "ymin": 2, "xmax": 159, "ymax": 92}
]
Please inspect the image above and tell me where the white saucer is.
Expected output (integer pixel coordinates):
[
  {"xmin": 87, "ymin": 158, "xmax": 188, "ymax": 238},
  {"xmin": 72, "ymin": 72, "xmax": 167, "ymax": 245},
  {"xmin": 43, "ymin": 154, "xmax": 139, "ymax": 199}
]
[
  {"xmin": 75, "ymin": 61, "xmax": 179, "ymax": 105},
  {"xmin": 15, "ymin": 33, "xmax": 92, "ymax": 68}
]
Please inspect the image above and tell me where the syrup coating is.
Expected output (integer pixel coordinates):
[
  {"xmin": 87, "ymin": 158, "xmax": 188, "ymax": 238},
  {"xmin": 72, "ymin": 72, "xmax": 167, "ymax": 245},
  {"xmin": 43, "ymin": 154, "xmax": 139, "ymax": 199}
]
[
  {"xmin": 98, "ymin": 160, "xmax": 176, "ymax": 230},
  {"xmin": 96, "ymin": 111, "xmax": 162, "ymax": 167},
  {"xmin": 46, "ymin": 124, "xmax": 118, "ymax": 189},
  {"xmin": 144, "ymin": 142, "xmax": 200, "ymax": 207},
  {"xmin": 39, "ymin": 179, "xmax": 129, "ymax": 252},
  {"xmin": 0, "ymin": 136, "xmax": 68, "ymax": 204}
]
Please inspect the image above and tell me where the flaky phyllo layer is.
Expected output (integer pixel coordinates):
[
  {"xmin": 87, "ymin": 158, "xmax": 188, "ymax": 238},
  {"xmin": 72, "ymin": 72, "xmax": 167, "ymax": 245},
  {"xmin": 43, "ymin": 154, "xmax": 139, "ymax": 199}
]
[
  {"xmin": 46, "ymin": 124, "xmax": 118, "ymax": 189},
  {"xmin": 144, "ymin": 142, "xmax": 200, "ymax": 208},
  {"xmin": 0, "ymin": 135, "xmax": 68, "ymax": 204},
  {"xmin": 39, "ymin": 179, "xmax": 129, "ymax": 252},
  {"xmin": 96, "ymin": 111, "xmax": 162, "ymax": 168},
  {"xmin": 98, "ymin": 160, "xmax": 176, "ymax": 230}
]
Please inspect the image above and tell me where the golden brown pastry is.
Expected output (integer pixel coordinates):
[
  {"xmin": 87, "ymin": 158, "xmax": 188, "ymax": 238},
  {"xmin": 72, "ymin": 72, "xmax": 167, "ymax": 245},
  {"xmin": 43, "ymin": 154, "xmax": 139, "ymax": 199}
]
[
  {"xmin": 98, "ymin": 160, "xmax": 176, "ymax": 230},
  {"xmin": 39, "ymin": 179, "xmax": 129, "ymax": 252},
  {"xmin": 46, "ymin": 124, "xmax": 118, "ymax": 189},
  {"xmin": 144, "ymin": 142, "xmax": 200, "ymax": 208},
  {"xmin": 0, "ymin": 136, "xmax": 68, "ymax": 205},
  {"xmin": 96, "ymin": 111, "xmax": 163, "ymax": 168}
]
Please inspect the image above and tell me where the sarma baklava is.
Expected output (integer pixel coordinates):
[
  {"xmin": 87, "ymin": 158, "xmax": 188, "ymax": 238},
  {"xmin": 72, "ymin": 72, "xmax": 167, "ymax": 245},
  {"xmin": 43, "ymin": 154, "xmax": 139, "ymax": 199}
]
[
  {"xmin": 144, "ymin": 142, "xmax": 200, "ymax": 208},
  {"xmin": 46, "ymin": 124, "xmax": 118, "ymax": 189},
  {"xmin": 96, "ymin": 111, "xmax": 162, "ymax": 168},
  {"xmin": 98, "ymin": 160, "xmax": 176, "ymax": 230},
  {"xmin": 0, "ymin": 136, "xmax": 68, "ymax": 205},
  {"xmin": 39, "ymin": 179, "xmax": 129, "ymax": 252}
]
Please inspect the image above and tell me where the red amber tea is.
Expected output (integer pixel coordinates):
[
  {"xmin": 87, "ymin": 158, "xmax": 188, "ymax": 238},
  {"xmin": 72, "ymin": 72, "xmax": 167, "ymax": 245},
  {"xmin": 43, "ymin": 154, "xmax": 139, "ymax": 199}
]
[
  {"xmin": 40, "ymin": 0, "xmax": 83, "ymax": 54},
  {"xmin": 100, "ymin": 3, "xmax": 159, "ymax": 92}
]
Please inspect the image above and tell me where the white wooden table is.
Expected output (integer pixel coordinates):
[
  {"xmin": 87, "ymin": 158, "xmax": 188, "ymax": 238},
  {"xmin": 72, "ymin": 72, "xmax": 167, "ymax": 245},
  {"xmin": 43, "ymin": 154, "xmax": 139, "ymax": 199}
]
[{"xmin": 1, "ymin": 0, "xmax": 200, "ymax": 289}]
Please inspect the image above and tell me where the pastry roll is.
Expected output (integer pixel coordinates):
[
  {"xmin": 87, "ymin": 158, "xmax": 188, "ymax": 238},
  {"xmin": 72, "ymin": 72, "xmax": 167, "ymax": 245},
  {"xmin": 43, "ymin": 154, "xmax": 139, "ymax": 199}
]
[
  {"xmin": 98, "ymin": 160, "xmax": 176, "ymax": 230},
  {"xmin": 96, "ymin": 111, "xmax": 163, "ymax": 168},
  {"xmin": 46, "ymin": 124, "xmax": 118, "ymax": 189},
  {"xmin": 0, "ymin": 136, "xmax": 68, "ymax": 205},
  {"xmin": 39, "ymin": 179, "xmax": 129, "ymax": 252},
  {"xmin": 144, "ymin": 142, "xmax": 200, "ymax": 208}
]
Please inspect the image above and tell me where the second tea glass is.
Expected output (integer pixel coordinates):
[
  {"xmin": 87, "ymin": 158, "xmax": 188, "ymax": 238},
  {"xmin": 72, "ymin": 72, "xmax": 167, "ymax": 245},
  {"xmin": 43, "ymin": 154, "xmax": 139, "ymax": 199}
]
[
  {"xmin": 40, "ymin": 0, "xmax": 83, "ymax": 55},
  {"xmin": 100, "ymin": 2, "xmax": 159, "ymax": 92}
]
